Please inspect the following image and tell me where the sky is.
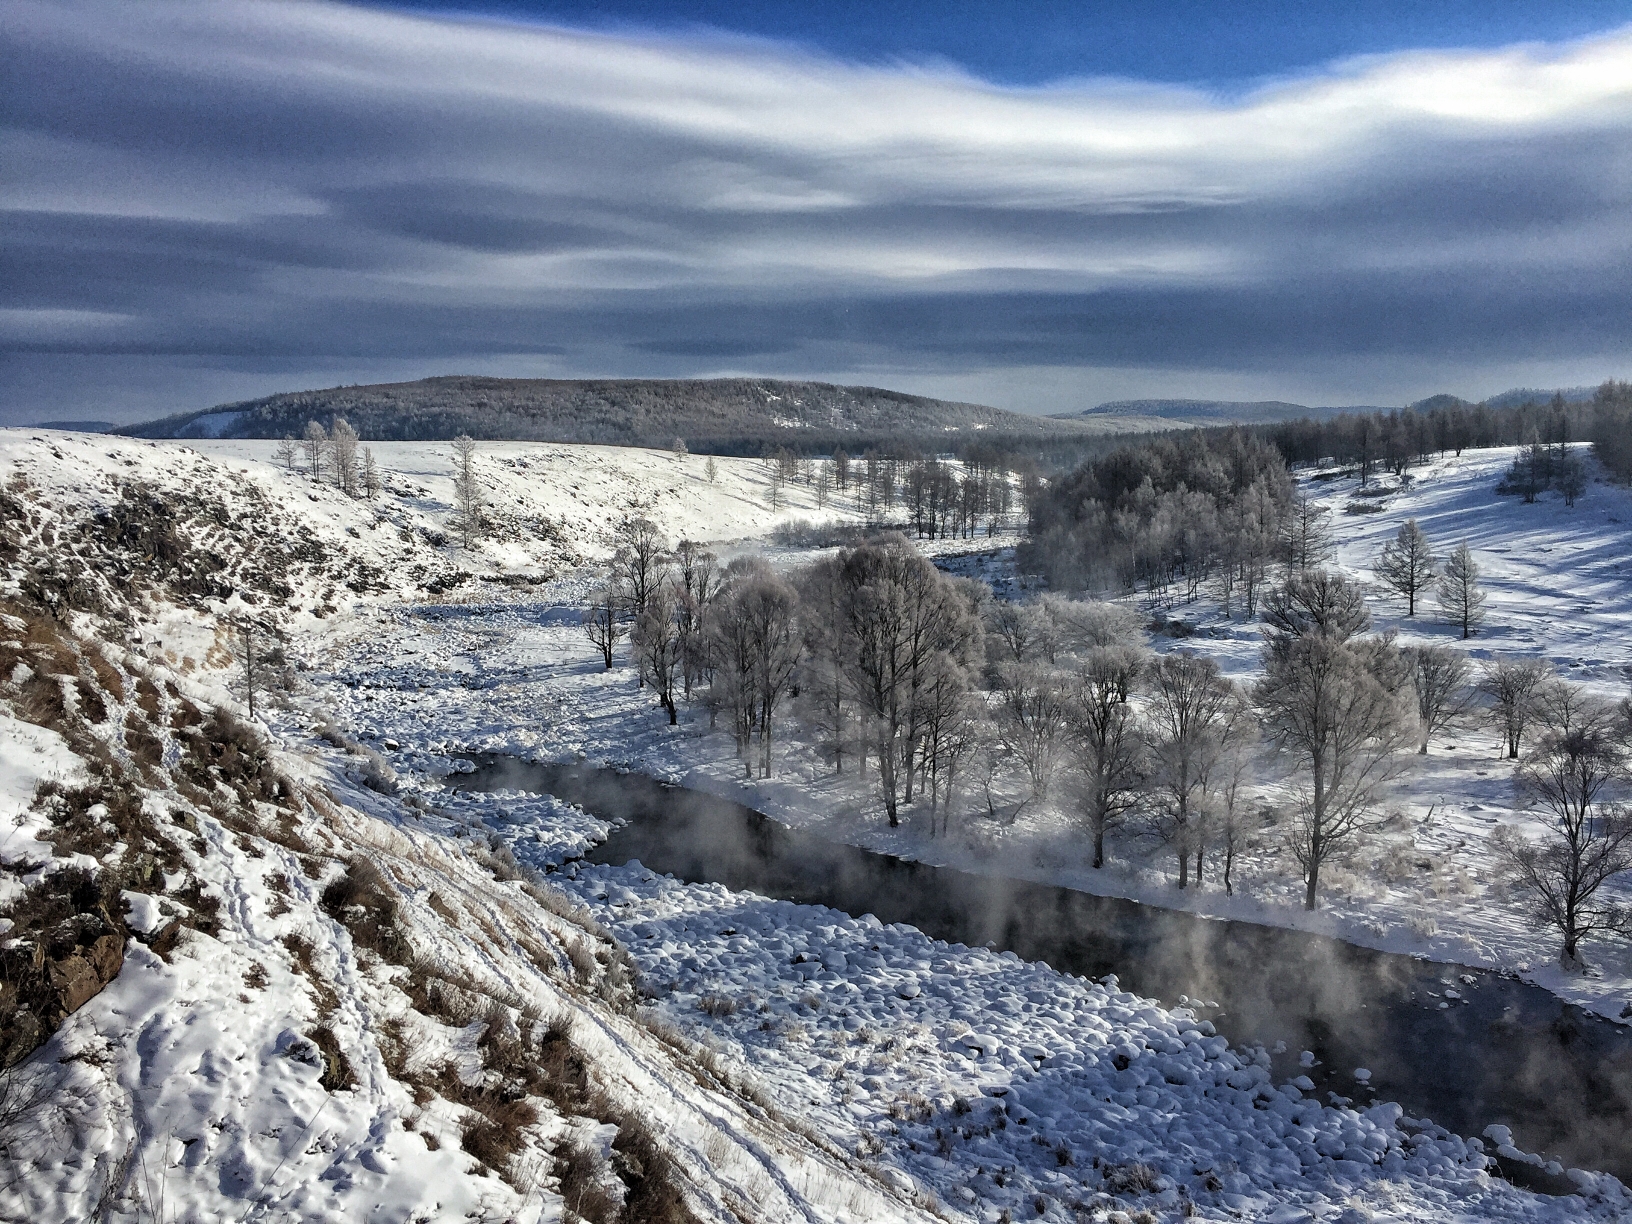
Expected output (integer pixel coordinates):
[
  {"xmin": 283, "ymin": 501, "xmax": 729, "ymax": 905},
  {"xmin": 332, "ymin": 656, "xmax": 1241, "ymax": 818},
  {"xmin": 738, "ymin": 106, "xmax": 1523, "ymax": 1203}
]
[{"xmin": 4, "ymin": 0, "xmax": 1632, "ymax": 426}]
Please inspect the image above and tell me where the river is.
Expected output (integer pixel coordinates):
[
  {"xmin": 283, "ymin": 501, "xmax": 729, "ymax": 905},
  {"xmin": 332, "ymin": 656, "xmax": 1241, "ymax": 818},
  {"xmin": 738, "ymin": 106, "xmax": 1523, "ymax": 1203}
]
[{"xmin": 456, "ymin": 756, "xmax": 1632, "ymax": 1187}]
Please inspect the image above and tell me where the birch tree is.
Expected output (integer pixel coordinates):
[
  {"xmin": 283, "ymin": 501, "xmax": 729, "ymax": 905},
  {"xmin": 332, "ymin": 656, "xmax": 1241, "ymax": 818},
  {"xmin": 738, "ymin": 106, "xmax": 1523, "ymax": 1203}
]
[
  {"xmin": 1494, "ymin": 715, "xmax": 1632, "ymax": 968},
  {"xmin": 1256, "ymin": 614, "xmax": 1411, "ymax": 909}
]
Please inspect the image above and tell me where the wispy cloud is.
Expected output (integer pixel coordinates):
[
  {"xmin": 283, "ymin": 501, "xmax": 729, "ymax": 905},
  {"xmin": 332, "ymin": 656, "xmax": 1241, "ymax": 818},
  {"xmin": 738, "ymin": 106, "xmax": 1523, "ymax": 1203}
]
[{"xmin": 4, "ymin": 0, "xmax": 1631, "ymax": 422}]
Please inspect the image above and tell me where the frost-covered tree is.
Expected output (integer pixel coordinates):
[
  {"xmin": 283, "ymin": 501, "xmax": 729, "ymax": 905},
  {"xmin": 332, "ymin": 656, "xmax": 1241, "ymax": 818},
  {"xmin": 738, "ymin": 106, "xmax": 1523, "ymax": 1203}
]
[
  {"xmin": 1479, "ymin": 656, "xmax": 1551, "ymax": 759},
  {"xmin": 984, "ymin": 601, "xmax": 1044, "ymax": 667},
  {"xmin": 992, "ymin": 663, "xmax": 1071, "ymax": 806},
  {"xmin": 833, "ymin": 537, "xmax": 980, "ymax": 825},
  {"xmin": 1402, "ymin": 644, "xmax": 1470, "ymax": 753},
  {"xmin": 274, "ymin": 435, "xmax": 298, "ymax": 472},
  {"xmin": 1280, "ymin": 492, "xmax": 1332, "ymax": 574},
  {"xmin": 798, "ymin": 555, "xmax": 855, "ymax": 774},
  {"xmin": 1436, "ymin": 540, "xmax": 1486, "ymax": 639},
  {"xmin": 450, "ymin": 434, "xmax": 483, "ymax": 548},
  {"xmin": 914, "ymin": 654, "xmax": 978, "ymax": 831},
  {"xmin": 581, "ymin": 586, "xmax": 625, "ymax": 670},
  {"xmin": 740, "ymin": 570, "xmax": 801, "ymax": 778},
  {"xmin": 704, "ymin": 455, "xmax": 718, "ymax": 484},
  {"xmin": 706, "ymin": 560, "xmax": 800, "ymax": 777},
  {"xmin": 632, "ymin": 582, "xmax": 683, "ymax": 725},
  {"xmin": 610, "ymin": 518, "xmax": 669, "ymax": 620},
  {"xmin": 673, "ymin": 540, "xmax": 719, "ymax": 699},
  {"xmin": 670, "ymin": 436, "xmax": 688, "ymax": 456},
  {"xmin": 1493, "ymin": 711, "xmax": 1632, "ymax": 969},
  {"xmin": 1256, "ymin": 622, "xmax": 1411, "ymax": 909},
  {"xmin": 302, "ymin": 421, "xmax": 328, "ymax": 482},
  {"xmin": 1261, "ymin": 570, "xmax": 1370, "ymax": 663},
  {"xmin": 1065, "ymin": 642, "xmax": 1148, "ymax": 869},
  {"xmin": 361, "ymin": 447, "xmax": 382, "ymax": 500},
  {"xmin": 1374, "ymin": 519, "xmax": 1437, "ymax": 616},
  {"xmin": 330, "ymin": 417, "xmax": 360, "ymax": 496},
  {"xmin": 832, "ymin": 447, "xmax": 850, "ymax": 490},
  {"xmin": 1143, "ymin": 652, "xmax": 1241, "ymax": 889},
  {"xmin": 1559, "ymin": 454, "xmax": 1586, "ymax": 507}
]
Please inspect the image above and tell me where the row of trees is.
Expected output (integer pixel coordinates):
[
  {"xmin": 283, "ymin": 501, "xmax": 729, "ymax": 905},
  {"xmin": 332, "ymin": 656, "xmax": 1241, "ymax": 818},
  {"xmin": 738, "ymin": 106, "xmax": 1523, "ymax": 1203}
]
[
  {"xmin": 274, "ymin": 418, "xmax": 383, "ymax": 500},
  {"xmin": 759, "ymin": 447, "xmax": 1026, "ymax": 536}
]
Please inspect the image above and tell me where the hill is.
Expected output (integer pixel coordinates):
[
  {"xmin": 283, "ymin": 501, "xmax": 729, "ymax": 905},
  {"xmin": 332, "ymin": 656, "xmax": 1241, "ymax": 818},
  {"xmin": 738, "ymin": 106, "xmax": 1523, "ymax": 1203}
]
[
  {"xmin": 116, "ymin": 375, "xmax": 1101, "ymax": 452},
  {"xmin": 31, "ymin": 419, "xmax": 115, "ymax": 433},
  {"xmin": 1053, "ymin": 398, "xmax": 1379, "ymax": 425}
]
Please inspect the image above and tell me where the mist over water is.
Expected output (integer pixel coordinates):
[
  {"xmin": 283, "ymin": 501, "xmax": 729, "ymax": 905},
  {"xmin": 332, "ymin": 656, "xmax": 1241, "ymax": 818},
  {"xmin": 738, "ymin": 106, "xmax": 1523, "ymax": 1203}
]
[{"xmin": 459, "ymin": 757, "xmax": 1632, "ymax": 1184}]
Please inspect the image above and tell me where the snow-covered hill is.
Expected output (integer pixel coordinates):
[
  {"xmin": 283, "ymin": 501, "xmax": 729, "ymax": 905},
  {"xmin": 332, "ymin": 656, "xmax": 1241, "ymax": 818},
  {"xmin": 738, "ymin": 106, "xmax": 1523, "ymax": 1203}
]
[{"xmin": 1, "ymin": 427, "xmax": 1628, "ymax": 1221}]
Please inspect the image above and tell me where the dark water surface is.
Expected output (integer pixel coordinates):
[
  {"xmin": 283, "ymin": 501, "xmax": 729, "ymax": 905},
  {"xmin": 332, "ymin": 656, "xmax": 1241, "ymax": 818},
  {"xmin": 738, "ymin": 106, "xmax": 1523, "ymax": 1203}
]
[{"xmin": 457, "ymin": 757, "xmax": 1632, "ymax": 1186}]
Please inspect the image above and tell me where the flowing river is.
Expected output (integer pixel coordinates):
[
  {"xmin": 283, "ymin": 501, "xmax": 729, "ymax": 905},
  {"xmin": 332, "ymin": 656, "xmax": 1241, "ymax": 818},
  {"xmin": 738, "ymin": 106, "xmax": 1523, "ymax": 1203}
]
[{"xmin": 456, "ymin": 757, "xmax": 1632, "ymax": 1187}]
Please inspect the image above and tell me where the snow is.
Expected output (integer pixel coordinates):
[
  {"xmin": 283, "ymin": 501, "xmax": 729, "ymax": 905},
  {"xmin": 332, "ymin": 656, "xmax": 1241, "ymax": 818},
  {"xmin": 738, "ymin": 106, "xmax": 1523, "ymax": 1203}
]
[{"xmin": 3, "ymin": 427, "xmax": 1631, "ymax": 1220}]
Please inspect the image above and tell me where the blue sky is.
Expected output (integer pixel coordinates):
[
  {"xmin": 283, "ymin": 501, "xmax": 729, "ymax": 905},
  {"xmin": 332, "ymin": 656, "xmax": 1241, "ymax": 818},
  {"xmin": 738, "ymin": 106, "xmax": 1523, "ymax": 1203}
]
[
  {"xmin": 4, "ymin": 0, "xmax": 1632, "ymax": 425},
  {"xmin": 387, "ymin": 1, "xmax": 1632, "ymax": 86}
]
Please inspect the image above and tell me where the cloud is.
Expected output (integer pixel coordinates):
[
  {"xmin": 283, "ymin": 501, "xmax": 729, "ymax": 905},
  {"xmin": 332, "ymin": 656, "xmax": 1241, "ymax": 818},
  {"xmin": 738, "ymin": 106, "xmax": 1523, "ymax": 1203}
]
[{"xmin": 3, "ymin": 0, "xmax": 1631, "ymax": 422}]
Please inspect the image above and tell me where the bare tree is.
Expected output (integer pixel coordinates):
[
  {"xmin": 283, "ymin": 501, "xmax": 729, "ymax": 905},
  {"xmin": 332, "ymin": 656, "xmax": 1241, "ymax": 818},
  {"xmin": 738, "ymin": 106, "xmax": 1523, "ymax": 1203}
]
[
  {"xmin": 632, "ymin": 582, "xmax": 683, "ymax": 724},
  {"xmin": 1493, "ymin": 720, "xmax": 1632, "ymax": 968},
  {"xmin": 915, "ymin": 654, "xmax": 977, "ymax": 831},
  {"xmin": 330, "ymin": 416, "xmax": 360, "ymax": 496},
  {"xmin": 993, "ymin": 663, "xmax": 1071, "ymax": 807},
  {"xmin": 1143, "ymin": 652, "xmax": 1240, "ymax": 889},
  {"xmin": 1280, "ymin": 492, "xmax": 1332, "ymax": 574},
  {"xmin": 1213, "ymin": 722, "xmax": 1258, "ymax": 896},
  {"xmin": 1375, "ymin": 519, "xmax": 1438, "ymax": 616},
  {"xmin": 1261, "ymin": 570, "xmax": 1370, "ymax": 657},
  {"xmin": 1436, "ymin": 539, "xmax": 1486, "ymax": 639},
  {"xmin": 611, "ymin": 518, "xmax": 670, "ymax": 620},
  {"xmin": 274, "ymin": 435, "xmax": 298, "ymax": 472},
  {"xmin": 1534, "ymin": 678, "xmax": 1606, "ymax": 738},
  {"xmin": 1256, "ymin": 632, "xmax": 1412, "ymax": 909},
  {"xmin": 799, "ymin": 555, "xmax": 854, "ymax": 774},
  {"xmin": 581, "ymin": 587, "xmax": 625, "ymax": 670},
  {"xmin": 302, "ymin": 421, "xmax": 328, "ymax": 482},
  {"xmin": 984, "ymin": 601, "xmax": 1044, "ymax": 667},
  {"xmin": 740, "ymin": 570, "xmax": 801, "ymax": 777},
  {"xmin": 450, "ymin": 434, "xmax": 483, "ymax": 548},
  {"xmin": 704, "ymin": 455, "xmax": 718, "ymax": 483},
  {"xmin": 673, "ymin": 540, "xmax": 719, "ymax": 699},
  {"xmin": 1065, "ymin": 643, "xmax": 1148, "ymax": 868},
  {"xmin": 1479, "ymin": 656, "xmax": 1551, "ymax": 759},
  {"xmin": 1402, "ymin": 644, "xmax": 1470, "ymax": 753},
  {"xmin": 834, "ymin": 537, "xmax": 980, "ymax": 825}
]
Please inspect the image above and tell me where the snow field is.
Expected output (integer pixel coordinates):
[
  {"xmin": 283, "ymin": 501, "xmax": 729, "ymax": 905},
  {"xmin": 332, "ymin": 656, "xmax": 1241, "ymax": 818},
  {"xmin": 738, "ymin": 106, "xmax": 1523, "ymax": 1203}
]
[{"xmin": 7, "ymin": 427, "xmax": 1632, "ymax": 1220}]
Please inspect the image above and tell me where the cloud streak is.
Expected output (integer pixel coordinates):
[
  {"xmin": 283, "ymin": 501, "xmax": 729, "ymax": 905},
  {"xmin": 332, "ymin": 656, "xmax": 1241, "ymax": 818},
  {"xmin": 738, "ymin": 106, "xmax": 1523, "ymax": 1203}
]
[{"xmin": 3, "ymin": 0, "xmax": 1631, "ymax": 422}]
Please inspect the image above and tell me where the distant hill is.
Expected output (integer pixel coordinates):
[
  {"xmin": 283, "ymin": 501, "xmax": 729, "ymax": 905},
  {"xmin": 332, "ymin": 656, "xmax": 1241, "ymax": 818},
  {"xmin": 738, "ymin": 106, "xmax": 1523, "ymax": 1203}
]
[
  {"xmin": 1052, "ymin": 399, "xmax": 1377, "ymax": 425},
  {"xmin": 32, "ymin": 420, "xmax": 114, "ymax": 433},
  {"xmin": 116, "ymin": 376, "xmax": 1106, "ymax": 452},
  {"xmin": 1481, "ymin": 386, "xmax": 1597, "ymax": 410}
]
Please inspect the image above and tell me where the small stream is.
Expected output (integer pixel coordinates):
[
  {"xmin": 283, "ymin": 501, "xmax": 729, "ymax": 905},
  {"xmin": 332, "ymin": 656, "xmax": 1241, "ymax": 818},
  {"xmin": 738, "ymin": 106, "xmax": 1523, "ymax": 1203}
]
[{"xmin": 456, "ymin": 757, "xmax": 1632, "ymax": 1187}]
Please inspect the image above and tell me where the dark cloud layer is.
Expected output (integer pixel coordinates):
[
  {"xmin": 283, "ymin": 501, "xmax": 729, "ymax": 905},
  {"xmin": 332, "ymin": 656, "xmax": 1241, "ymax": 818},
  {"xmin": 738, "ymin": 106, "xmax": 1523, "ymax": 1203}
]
[{"xmin": 3, "ymin": 0, "xmax": 1631, "ymax": 424}]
